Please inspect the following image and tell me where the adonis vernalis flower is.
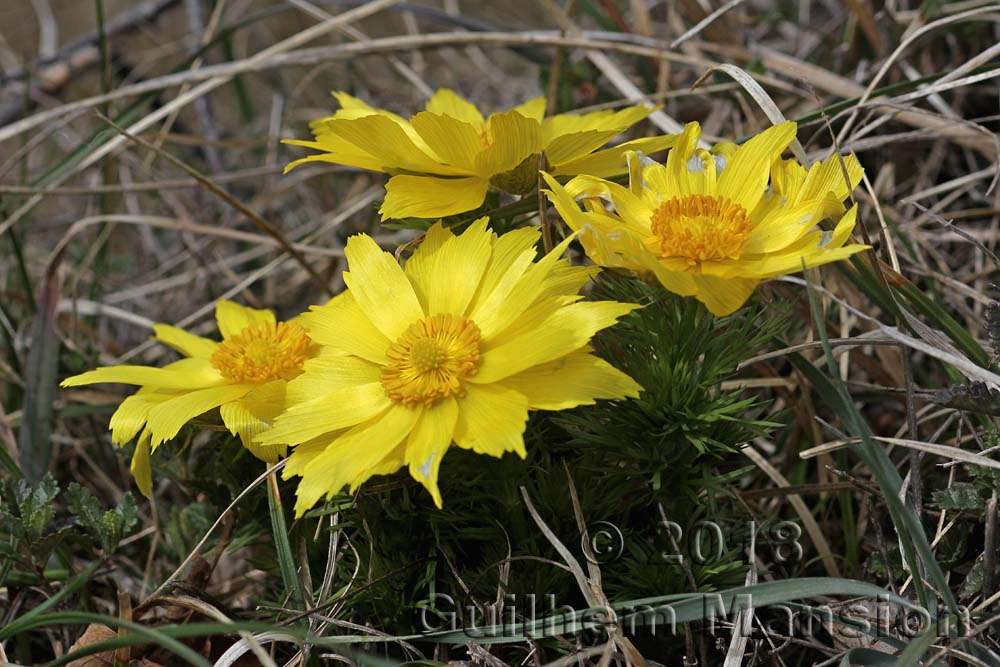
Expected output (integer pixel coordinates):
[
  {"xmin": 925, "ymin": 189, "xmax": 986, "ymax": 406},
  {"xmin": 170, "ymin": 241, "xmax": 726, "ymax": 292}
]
[
  {"xmin": 284, "ymin": 88, "xmax": 676, "ymax": 220},
  {"xmin": 543, "ymin": 121, "xmax": 868, "ymax": 316},
  {"xmin": 255, "ymin": 218, "xmax": 642, "ymax": 516},
  {"xmin": 61, "ymin": 301, "xmax": 317, "ymax": 494}
]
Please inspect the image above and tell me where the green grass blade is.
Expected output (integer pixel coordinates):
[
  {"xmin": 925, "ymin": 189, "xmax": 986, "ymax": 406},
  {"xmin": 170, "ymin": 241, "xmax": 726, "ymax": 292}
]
[
  {"xmin": 18, "ymin": 266, "xmax": 62, "ymax": 483},
  {"xmin": 0, "ymin": 562, "xmax": 99, "ymax": 640},
  {"xmin": 895, "ymin": 628, "xmax": 941, "ymax": 667},
  {"xmin": 802, "ymin": 277, "xmax": 960, "ymax": 619},
  {"xmin": 11, "ymin": 611, "xmax": 213, "ymax": 667},
  {"xmin": 267, "ymin": 472, "xmax": 305, "ymax": 612},
  {"xmin": 838, "ymin": 648, "xmax": 899, "ymax": 666},
  {"xmin": 418, "ymin": 577, "xmax": 920, "ymax": 644}
]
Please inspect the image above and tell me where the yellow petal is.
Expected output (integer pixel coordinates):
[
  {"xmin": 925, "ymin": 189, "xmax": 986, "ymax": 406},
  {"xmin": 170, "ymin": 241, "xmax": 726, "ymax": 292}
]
[
  {"xmin": 542, "ymin": 105, "xmax": 652, "ymax": 141},
  {"xmin": 131, "ymin": 430, "xmax": 153, "ymax": 498},
  {"xmin": 322, "ymin": 114, "xmax": 464, "ymax": 176},
  {"xmin": 282, "ymin": 137, "xmax": 389, "ymax": 174},
  {"xmin": 109, "ymin": 388, "xmax": 173, "ymax": 446},
  {"xmin": 742, "ymin": 200, "xmax": 826, "ymax": 255},
  {"xmin": 717, "ymin": 122, "xmax": 796, "ymax": 211},
  {"xmin": 541, "ymin": 172, "xmax": 626, "ymax": 241},
  {"xmin": 475, "ymin": 110, "xmax": 542, "ymax": 176},
  {"xmin": 466, "ymin": 227, "xmax": 540, "ymax": 316},
  {"xmin": 61, "ymin": 362, "xmax": 224, "ymax": 390},
  {"xmin": 540, "ymin": 264, "xmax": 601, "ymax": 298},
  {"xmin": 691, "ymin": 275, "xmax": 759, "ymax": 316},
  {"xmin": 342, "ymin": 233, "xmax": 424, "ymax": 340},
  {"xmin": 255, "ymin": 381, "xmax": 391, "ymax": 447},
  {"xmin": 501, "ymin": 349, "xmax": 642, "ymax": 409},
  {"xmin": 406, "ymin": 397, "xmax": 459, "ymax": 508},
  {"xmin": 300, "ymin": 292, "xmax": 390, "ymax": 365},
  {"xmin": 733, "ymin": 206, "xmax": 867, "ymax": 279},
  {"xmin": 286, "ymin": 90, "xmax": 455, "ymax": 175},
  {"xmin": 360, "ymin": 440, "xmax": 408, "ymax": 482},
  {"xmin": 512, "ymin": 96, "xmax": 546, "ymax": 122},
  {"xmin": 679, "ymin": 149, "xmax": 719, "ymax": 197},
  {"xmin": 743, "ymin": 243, "xmax": 867, "ymax": 280},
  {"xmin": 642, "ymin": 254, "xmax": 700, "ymax": 297},
  {"xmin": 329, "ymin": 91, "xmax": 395, "ymax": 120},
  {"xmin": 425, "ymin": 88, "xmax": 484, "ymax": 125},
  {"xmin": 551, "ymin": 134, "xmax": 677, "ymax": 177},
  {"xmin": 281, "ymin": 436, "xmax": 328, "ymax": 478},
  {"xmin": 215, "ymin": 300, "xmax": 275, "ymax": 339},
  {"xmin": 146, "ymin": 383, "xmax": 254, "ymax": 447},
  {"xmin": 153, "ymin": 324, "xmax": 217, "ymax": 359},
  {"xmin": 712, "ymin": 141, "xmax": 739, "ymax": 159},
  {"xmin": 662, "ymin": 122, "xmax": 708, "ymax": 196},
  {"xmin": 544, "ymin": 130, "xmax": 624, "ymax": 165},
  {"xmin": 771, "ymin": 158, "xmax": 807, "ymax": 200},
  {"xmin": 563, "ymin": 174, "xmax": 654, "ymax": 229},
  {"xmin": 827, "ymin": 204, "xmax": 860, "ymax": 248},
  {"xmin": 454, "ymin": 384, "xmax": 529, "ymax": 457},
  {"xmin": 290, "ymin": 404, "xmax": 420, "ymax": 517},
  {"xmin": 750, "ymin": 245, "xmax": 868, "ymax": 281},
  {"xmin": 796, "ymin": 153, "xmax": 864, "ymax": 204},
  {"xmin": 220, "ymin": 380, "xmax": 288, "ymax": 462},
  {"xmin": 411, "ymin": 111, "xmax": 483, "ymax": 171},
  {"xmin": 475, "ymin": 300, "xmax": 639, "ymax": 383},
  {"xmin": 471, "ymin": 233, "xmax": 577, "ymax": 340},
  {"xmin": 575, "ymin": 219, "xmax": 642, "ymax": 268},
  {"xmin": 424, "ymin": 217, "xmax": 494, "ymax": 316},
  {"xmin": 380, "ymin": 175, "xmax": 489, "ymax": 220},
  {"xmin": 404, "ymin": 221, "xmax": 457, "ymax": 311},
  {"xmin": 288, "ymin": 352, "xmax": 382, "ymax": 404}
]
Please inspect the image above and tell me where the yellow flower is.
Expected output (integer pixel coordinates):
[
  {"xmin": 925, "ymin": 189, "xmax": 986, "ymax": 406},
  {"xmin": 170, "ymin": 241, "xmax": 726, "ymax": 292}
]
[
  {"xmin": 284, "ymin": 88, "xmax": 677, "ymax": 220},
  {"xmin": 255, "ymin": 218, "xmax": 642, "ymax": 516},
  {"xmin": 542, "ymin": 121, "xmax": 869, "ymax": 316},
  {"xmin": 61, "ymin": 301, "xmax": 317, "ymax": 495}
]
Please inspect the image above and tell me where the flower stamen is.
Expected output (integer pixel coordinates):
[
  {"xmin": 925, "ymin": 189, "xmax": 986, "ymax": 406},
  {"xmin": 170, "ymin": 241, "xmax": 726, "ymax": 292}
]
[
  {"xmin": 650, "ymin": 195, "xmax": 751, "ymax": 265},
  {"xmin": 381, "ymin": 314, "xmax": 482, "ymax": 406},
  {"xmin": 211, "ymin": 322, "xmax": 312, "ymax": 384}
]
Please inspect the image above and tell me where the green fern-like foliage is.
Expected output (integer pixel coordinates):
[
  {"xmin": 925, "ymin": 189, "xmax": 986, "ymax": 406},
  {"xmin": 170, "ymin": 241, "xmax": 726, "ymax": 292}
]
[
  {"xmin": 551, "ymin": 276, "xmax": 785, "ymax": 602},
  {"xmin": 303, "ymin": 275, "xmax": 788, "ymax": 658}
]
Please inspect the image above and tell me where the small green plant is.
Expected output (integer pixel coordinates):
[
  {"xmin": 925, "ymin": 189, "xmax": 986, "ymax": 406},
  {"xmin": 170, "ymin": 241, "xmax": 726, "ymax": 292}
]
[{"xmin": 0, "ymin": 474, "xmax": 138, "ymax": 586}]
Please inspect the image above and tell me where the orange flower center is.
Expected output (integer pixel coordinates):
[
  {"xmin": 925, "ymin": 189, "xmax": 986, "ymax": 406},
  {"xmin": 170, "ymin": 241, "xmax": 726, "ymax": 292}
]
[
  {"xmin": 381, "ymin": 314, "xmax": 482, "ymax": 406},
  {"xmin": 211, "ymin": 321, "xmax": 311, "ymax": 384},
  {"xmin": 650, "ymin": 195, "xmax": 751, "ymax": 265}
]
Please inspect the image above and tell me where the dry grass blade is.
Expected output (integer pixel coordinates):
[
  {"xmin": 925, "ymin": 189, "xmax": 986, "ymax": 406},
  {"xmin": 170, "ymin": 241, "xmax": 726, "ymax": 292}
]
[
  {"xmin": 18, "ymin": 255, "xmax": 62, "ymax": 483},
  {"xmin": 834, "ymin": 3, "xmax": 1000, "ymax": 147},
  {"xmin": 0, "ymin": 31, "xmax": 715, "ymax": 147},
  {"xmin": 0, "ymin": 0, "xmax": 401, "ymax": 237},
  {"xmin": 518, "ymin": 486, "xmax": 596, "ymax": 609},
  {"xmin": 539, "ymin": 2, "xmax": 687, "ymax": 135},
  {"xmin": 670, "ymin": 0, "xmax": 745, "ymax": 49},
  {"xmin": 94, "ymin": 112, "xmax": 333, "ymax": 296},
  {"xmin": 741, "ymin": 444, "xmax": 841, "ymax": 577},
  {"xmin": 800, "ymin": 437, "xmax": 1000, "ymax": 469},
  {"xmin": 738, "ymin": 332, "xmax": 896, "ymax": 369},
  {"xmin": 691, "ymin": 63, "xmax": 808, "ymax": 163},
  {"xmin": 214, "ymin": 631, "xmax": 303, "ymax": 667},
  {"xmin": 50, "ymin": 214, "xmax": 344, "ymax": 266},
  {"xmin": 285, "ymin": 0, "xmax": 433, "ymax": 97},
  {"xmin": 748, "ymin": 45, "xmax": 997, "ymax": 157},
  {"xmin": 781, "ymin": 276, "xmax": 1000, "ymax": 388},
  {"xmin": 147, "ymin": 460, "xmax": 286, "ymax": 601},
  {"xmin": 562, "ymin": 462, "xmax": 644, "ymax": 667},
  {"xmin": 153, "ymin": 595, "xmax": 278, "ymax": 667},
  {"xmin": 14, "ymin": 2, "xmax": 1000, "ymax": 664}
]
